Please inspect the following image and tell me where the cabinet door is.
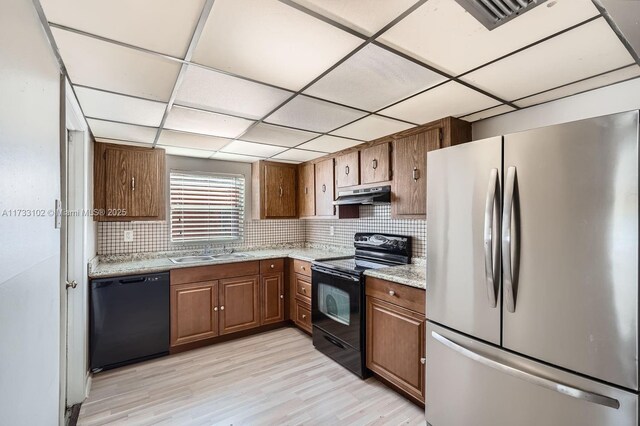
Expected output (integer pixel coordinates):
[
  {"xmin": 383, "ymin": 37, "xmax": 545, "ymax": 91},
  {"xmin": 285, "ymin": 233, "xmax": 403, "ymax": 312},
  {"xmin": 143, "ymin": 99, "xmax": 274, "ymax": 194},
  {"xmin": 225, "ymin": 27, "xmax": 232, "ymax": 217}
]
[
  {"xmin": 130, "ymin": 150, "xmax": 161, "ymax": 217},
  {"xmin": 261, "ymin": 273, "xmax": 284, "ymax": 325},
  {"xmin": 392, "ymin": 129, "xmax": 440, "ymax": 218},
  {"xmin": 298, "ymin": 163, "xmax": 315, "ymax": 217},
  {"xmin": 264, "ymin": 164, "xmax": 296, "ymax": 218},
  {"xmin": 366, "ymin": 297, "xmax": 425, "ymax": 403},
  {"xmin": 170, "ymin": 281, "xmax": 218, "ymax": 347},
  {"xmin": 315, "ymin": 158, "xmax": 335, "ymax": 216},
  {"xmin": 361, "ymin": 142, "xmax": 391, "ymax": 184},
  {"xmin": 105, "ymin": 147, "xmax": 133, "ymax": 215},
  {"xmin": 335, "ymin": 151, "xmax": 359, "ymax": 188},
  {"xmin": 219, "ymin": 275, "xmax": 260, "ymax": 335}
]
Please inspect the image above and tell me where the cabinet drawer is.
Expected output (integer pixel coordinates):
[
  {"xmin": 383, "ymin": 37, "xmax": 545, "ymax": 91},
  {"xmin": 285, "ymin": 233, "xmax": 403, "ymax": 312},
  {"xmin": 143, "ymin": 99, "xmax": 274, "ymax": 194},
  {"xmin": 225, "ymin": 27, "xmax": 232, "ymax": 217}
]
[
  {"xmin": 295, "ymin": 299, "xmax": 312, "ymax": 333},
  {"xmin": 171, "ymin": 261, "xmax": 260, "ymax": 285},
  {"xmin": 295, "ymin": 274, "xmax": 312, "ymax": 304},
  {"xmin": 293, "ymin": 259, "xmax": 311, "ymax": 277},
  {"xmin": 366, "ymin": 276, "xmax": 425, "ymax": 315},
  {"xmin": 260, "ymin": 258, "xmax": 284, "ymax": 273}
]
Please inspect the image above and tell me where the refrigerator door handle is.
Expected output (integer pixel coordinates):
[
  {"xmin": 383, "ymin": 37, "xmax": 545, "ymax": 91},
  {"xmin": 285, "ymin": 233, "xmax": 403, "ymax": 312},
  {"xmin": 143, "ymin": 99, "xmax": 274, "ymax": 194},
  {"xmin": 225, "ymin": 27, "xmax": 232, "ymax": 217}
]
[
  {"xmin": 484, "ymin": 168, "xmax": 500, "ymax": 308},
  {"xmin": 502, "ymin": 166, "xmax": 517, "ymax": 313},
  {"xmin": 431, "ymin": 331, "xmax": 621, "ymax": 410}
]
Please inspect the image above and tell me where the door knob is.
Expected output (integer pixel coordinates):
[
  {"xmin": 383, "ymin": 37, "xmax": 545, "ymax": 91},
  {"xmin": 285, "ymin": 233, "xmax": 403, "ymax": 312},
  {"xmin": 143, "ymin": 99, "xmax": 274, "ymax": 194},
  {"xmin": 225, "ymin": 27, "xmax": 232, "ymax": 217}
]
[{"xmin": 66, "ymin": 280, "xmax": 78, "ymax": 289}]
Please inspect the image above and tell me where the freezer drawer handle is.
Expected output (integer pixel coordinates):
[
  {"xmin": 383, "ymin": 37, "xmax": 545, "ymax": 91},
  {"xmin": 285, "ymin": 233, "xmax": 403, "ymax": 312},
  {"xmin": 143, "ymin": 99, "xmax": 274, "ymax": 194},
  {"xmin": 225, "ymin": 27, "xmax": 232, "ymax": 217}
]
[
  {"xmin": 483, "ymin": 168, "xmax": 500, "ymax": 308},
  {"xmin": 431, "ymin": 331, "xmax": 620, "ymax": 410},
  {"xmin": 502, "ymin": 166, "xmax": 518, "ymax": 313}
]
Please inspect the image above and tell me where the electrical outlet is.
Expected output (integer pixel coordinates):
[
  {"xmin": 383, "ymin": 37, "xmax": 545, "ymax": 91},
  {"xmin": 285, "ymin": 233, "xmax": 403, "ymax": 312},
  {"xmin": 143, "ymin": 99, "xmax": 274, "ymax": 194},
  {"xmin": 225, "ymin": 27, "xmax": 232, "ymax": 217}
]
[
  {"xmin": 329, "ymin": 226, "xmax": 335, "ymax": 236},
  {"xmin": 123, "ymin": 230, "xmax": 134, "ymax": 242}
]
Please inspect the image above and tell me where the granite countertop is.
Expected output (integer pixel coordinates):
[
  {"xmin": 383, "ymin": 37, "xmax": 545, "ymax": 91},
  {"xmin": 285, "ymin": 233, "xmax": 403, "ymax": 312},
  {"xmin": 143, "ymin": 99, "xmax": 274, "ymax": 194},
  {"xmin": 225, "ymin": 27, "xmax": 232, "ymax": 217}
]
[
  {"xmin": 363, "ymin": 263, "xmax": 426, "ymax": 290},
  {"xmin": 89, "ymin": 246, "xmax": 354, "ymax": 278}
]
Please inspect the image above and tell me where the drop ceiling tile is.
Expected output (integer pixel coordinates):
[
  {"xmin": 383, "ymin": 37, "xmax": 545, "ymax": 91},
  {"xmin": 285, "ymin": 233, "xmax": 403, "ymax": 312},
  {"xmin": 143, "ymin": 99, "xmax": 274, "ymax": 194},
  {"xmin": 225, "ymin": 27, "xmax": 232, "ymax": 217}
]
[
  {"xmin": 175, "ymin": 66, "xmax": 292, "ymax": 119},
  {"xmin": 297, "ymin": 135, "xmax": 362, "ymax": 153},
  {"xmin": 40, "ymin": 0, "xmax": 205, "ymax": 57},
  {"xmin": 164, "ymin": 106, "xmax": 254, "ymax": 138},
  {"xmin": 211, "ymin": 152, "xmax": 262, "ymax": 163},
  {"xmin": 290, "ymin": 0, "xmax": 417, "ymax": 36},
  {"xmin": 160, "ymin": 146, "xmax": 213, "ymax": 158},
  {"xmin": 266, "ymin": 95, "xmax": 367, "ymax": 133},
  {"xmin": 272, "ymin": 149, "xmax": 325, "ymax": 162},
  {"xmin": 332, "ymin": 115, "xmax": 413, "ymax": 140},
  {"xmin": 515, "ymin": 66, "xmax": 640, "ymax": 108},
  {"xmin": 222, "ymin": 140, "xmax": 286, "ymax": 157},
  {"xmin": 192, "ymin": 0, "xmax": 363, "ymax": 90},
  {"xmin": 157, "ymin": 130, "xmax": 230, "ymax": 150},
  {"xmin": 379, "ymin": 82, "xmax": 499, "ymax": 125},
  {"xmin": 240, "ymin": 123, "xmax": 320, "ymax": 147},
  {"xmin": 304, "ymin": 44, "xmax": 447, "ymax": 111},
  {"xmin": 459, "ymin": 105, "xmax": 516, "ymax": 122},
  {"xmin": 461, "ymin": 19, "xmax": 635, "ymax": 101},
  {"xmin": 74, "ymin": 86, "xmax": 166, "ymax": 127},
  {"xmin": 87, "ymin": 119, "xmax": 157, "ymax": 144},
  {"xmin": 378, "ymin": 0, "xmax": 600, "ymax": 75},
  {"xmin": 52, "ymin": 28, "xmax": 180, "ymax": 101}
]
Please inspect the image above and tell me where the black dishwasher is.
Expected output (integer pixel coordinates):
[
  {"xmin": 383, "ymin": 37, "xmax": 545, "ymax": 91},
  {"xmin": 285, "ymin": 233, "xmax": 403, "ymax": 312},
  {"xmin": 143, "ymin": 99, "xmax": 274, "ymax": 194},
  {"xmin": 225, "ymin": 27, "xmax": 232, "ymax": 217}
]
[{"xmin": 90, "ymin": 272, "xmax": 170, "ymax": 372}]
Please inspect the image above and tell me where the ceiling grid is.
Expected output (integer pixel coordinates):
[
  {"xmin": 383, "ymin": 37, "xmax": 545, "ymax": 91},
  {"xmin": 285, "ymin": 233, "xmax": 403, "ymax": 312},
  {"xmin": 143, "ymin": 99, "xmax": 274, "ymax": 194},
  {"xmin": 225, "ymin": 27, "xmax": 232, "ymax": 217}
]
[{"xmin": 35, "ymin": 0, "xmax": 640, "ymax": 161}]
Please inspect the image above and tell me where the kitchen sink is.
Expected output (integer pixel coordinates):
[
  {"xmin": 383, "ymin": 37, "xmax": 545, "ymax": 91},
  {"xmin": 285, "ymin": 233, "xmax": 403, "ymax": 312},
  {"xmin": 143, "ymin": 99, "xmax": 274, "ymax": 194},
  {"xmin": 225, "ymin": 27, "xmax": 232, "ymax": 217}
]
[{"xmin": 169, "ymin": 253, "xmax": 252, "ymax": 264}]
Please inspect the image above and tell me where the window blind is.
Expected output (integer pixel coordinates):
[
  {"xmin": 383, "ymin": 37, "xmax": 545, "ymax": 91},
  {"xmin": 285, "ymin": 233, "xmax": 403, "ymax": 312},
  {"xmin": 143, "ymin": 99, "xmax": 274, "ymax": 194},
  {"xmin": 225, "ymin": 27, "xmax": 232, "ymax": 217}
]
[{"xmin": 170, "ymin": 171, "xmax": 245, "ymax": 242}]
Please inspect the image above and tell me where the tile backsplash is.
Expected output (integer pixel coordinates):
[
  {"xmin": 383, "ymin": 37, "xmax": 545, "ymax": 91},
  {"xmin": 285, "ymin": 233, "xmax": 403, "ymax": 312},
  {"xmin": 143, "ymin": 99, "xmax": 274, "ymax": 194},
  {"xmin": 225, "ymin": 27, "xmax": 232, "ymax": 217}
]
[{"xmin": 97, "ymin": 205, "xmax": 426, "ymax": 258}]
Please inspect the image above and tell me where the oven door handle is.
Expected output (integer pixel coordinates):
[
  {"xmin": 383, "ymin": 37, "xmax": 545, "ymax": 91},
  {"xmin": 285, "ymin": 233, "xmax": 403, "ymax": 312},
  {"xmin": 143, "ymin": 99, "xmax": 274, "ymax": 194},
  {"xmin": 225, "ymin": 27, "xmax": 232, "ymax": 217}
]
[{"xmin": 311, "ymin": 265, "xmax": 360, "ymax": 282}]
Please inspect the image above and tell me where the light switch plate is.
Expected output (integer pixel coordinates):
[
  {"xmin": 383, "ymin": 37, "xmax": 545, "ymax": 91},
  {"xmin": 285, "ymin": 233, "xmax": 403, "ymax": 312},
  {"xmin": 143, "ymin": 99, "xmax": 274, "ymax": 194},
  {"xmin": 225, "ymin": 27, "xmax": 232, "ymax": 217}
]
[{"xmin": 123, "ymin": 230, "xmax": 134, "ymax": 242}]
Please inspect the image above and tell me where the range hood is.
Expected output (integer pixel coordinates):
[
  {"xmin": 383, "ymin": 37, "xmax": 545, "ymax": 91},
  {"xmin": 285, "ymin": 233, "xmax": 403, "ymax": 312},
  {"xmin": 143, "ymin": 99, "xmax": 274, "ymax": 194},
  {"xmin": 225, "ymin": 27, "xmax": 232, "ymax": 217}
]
[{"xmin": 333, "ymin": 185, "xmax": 391, "ymax": 206}]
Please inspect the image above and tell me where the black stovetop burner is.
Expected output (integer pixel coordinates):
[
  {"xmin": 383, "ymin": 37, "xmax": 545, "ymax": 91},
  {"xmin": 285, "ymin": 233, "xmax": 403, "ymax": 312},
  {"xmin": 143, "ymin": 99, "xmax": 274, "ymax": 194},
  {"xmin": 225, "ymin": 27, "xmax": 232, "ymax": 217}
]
[{"xmin": 313, "ymin": 233, "xmax": 412, "ymax": 276}]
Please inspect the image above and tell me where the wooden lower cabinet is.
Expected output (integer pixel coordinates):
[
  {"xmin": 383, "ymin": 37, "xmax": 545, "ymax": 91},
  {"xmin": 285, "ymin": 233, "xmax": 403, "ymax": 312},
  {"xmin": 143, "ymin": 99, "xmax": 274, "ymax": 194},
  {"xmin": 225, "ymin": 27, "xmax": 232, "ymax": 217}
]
[
  {"xmin": 294, "ymin": 298, "xmax": 312, "ymax": 334},
  {"xmin": 366, "ymin": 295, "xmax": 426, "ymax": 405},
  {"xmin": 171, "ymin": 281, "xmax": 219, "ymax": 347},
  {"xmin": 219, "ymin": 275, "xmax": 260, "ymax": 335},
  {"xmin": 261, "ymin": 273, "xmax": 284, "ymax": 325}
]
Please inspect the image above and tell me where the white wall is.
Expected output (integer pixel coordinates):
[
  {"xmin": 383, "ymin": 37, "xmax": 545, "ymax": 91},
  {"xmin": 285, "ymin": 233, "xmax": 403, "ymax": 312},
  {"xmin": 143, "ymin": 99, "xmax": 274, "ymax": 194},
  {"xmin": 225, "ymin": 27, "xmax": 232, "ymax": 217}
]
[
  {"xmin": 0, "ymin": 0, "xmax": 62, "ymax": 424},
  {"xmin": 473, "ymin": 77, "xmax": 640, "ymax": 139}
]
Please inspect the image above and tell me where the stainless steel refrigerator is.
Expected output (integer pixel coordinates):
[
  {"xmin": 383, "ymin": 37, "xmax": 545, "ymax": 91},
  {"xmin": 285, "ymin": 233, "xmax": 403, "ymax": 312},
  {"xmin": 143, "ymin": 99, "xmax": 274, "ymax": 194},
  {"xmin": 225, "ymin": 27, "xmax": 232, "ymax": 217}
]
[{"xmin": 425, "ymin": 111, "xmax": 639, "ymax": 425}]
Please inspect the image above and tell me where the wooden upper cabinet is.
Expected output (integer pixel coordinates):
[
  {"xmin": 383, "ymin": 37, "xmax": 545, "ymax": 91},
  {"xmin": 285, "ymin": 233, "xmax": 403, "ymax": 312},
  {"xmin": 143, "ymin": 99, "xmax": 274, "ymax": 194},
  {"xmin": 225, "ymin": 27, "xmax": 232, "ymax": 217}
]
[
  {"xmin": 392, "ymin": 117, "xmax": 471, "ymax": 219},
  {"xmin": 219, "ymin": 275, "xmax": 260, "ymax": 335},
  {"xmin": 252, "ymin": 161, "xmax": 297, "ymax": 219},
  {"xmin": 360, "ymin": 142, "xmax": 391, "ymax": 184},
  {"xmin": 392, "ymin": 129, "xmax": 440, "ymax": 218},
  {"xmin": 335, "ymin": 151, "xmax": 360, "ymax": 188},
  {"xmin": 298, "ymin": 163, "xmax": 315, "ymax": 217},
  {"xmin": 314, "ymin": 158, "xmax": 335, "ymax": 217},
  {"xmin": 95, "ymin": 142, "xmax": 165, "ymax": 221},
  {"xmin": 170, "ymin": 281, "xmax": 219, "ymax": 347}
]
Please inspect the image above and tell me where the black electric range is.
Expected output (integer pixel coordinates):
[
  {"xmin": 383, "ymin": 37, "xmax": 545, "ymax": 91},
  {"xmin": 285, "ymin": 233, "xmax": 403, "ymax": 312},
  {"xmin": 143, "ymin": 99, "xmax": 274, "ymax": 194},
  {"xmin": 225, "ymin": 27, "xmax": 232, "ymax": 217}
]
[{"xmin": 311, "ymin": 233, "xmax": 411, "ymax": 378}]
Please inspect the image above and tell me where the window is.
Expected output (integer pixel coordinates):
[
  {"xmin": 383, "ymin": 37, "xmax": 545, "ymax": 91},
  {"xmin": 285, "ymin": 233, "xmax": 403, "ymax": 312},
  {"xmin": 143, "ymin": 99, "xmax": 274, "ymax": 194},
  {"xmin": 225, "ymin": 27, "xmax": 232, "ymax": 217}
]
[{"xmin": 170, "ymin": 170, "xmax": 245, "ymax": 243}]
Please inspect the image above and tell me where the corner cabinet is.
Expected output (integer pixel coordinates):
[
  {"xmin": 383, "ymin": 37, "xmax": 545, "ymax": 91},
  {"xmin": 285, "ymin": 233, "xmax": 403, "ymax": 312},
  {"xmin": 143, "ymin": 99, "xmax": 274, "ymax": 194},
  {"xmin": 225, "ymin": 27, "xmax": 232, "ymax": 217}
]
[
  {"xmin": 252, "ymin": 161, "xmax": 297, "ymax": 219},
  {"xmin": 94, "ymin": 142, "xmax": 166, "ymax": 221},
  {"xmin": 392, "ymin": 117, "xmax": 471, "ymax": 219}
]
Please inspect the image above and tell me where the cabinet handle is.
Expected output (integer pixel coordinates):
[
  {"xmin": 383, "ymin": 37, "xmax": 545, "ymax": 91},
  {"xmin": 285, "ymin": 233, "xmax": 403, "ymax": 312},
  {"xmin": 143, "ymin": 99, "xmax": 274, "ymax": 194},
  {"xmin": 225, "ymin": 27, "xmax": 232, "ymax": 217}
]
[
  {"xmin": 279, "ymin": 186, "xmax": 283, "ymax": 197},
  {"xmin": 280, "ymin": 295, "xmax": 284, "ymax": 299},
  {"xmin": 302, "ymin": 287, "xmax": 306, "ymax": 293},
  {"xmin": 412, "ymin": 167, "xmax": 419, "ymax": 182},
  {"xmin": 270, "ymin": 264, "xmax": 275, "ymax": 269},
  {"xmin": 345, "ymin": 165, "xmax": 350, "ymax": 175},
  {"xmin": 372, "ymin": 159, "xmax": 378, "ymax": 170},
  {"xmin": 301, "ymin": 266, "xmax": 306, "ymax": 271},
  {"xmin": 220, "ymin": 305, "xmax": 224, "ymax": 311},
  {"xmin": 302, "ymin": 314, "xmax": 307, "ymax": 319},
  {"xmin": 388, "ymin": 290, "xmax": 395, "ymax": 296},
  {"xmin": 131, "ymin": 176, "xmax": 135, "ymax": 191},
  {"xmin": 420, "ymin": 357, "xmax": 426, "ymax": 365},
  {"xmin": 213, "ymin": 306, "xmax": 218, "ymax": 311},
  {"xmin": 321, "ymin": 184, "xmax": 326, "ymax": 193},
  {"xmin": 304, "ymin": 187, "xmax": 308, "ymax": 195}
]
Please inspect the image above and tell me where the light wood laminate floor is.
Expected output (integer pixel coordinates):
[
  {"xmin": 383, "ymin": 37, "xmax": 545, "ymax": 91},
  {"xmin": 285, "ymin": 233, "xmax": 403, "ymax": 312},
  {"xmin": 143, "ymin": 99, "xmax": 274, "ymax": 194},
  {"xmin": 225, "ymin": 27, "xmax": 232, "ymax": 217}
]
[{"xmin": 79, "ymin": 327, "xmax": 425, "ymax": 426}]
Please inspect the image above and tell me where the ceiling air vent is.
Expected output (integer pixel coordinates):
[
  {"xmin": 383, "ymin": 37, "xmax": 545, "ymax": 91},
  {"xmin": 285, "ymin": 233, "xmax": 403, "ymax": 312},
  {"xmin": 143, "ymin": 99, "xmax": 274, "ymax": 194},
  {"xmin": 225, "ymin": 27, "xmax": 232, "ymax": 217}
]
[{"xmin": 455, "ymin": 0, "xmax": 547, "ymax": 30}]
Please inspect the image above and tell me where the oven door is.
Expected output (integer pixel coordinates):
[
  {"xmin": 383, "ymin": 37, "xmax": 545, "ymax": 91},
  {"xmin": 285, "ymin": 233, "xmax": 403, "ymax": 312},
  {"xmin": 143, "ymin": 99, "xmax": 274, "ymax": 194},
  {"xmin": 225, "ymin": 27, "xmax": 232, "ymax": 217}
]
[{"xmin": 311, "ymin": 265, "xmax": 362, "ymax": 350}]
